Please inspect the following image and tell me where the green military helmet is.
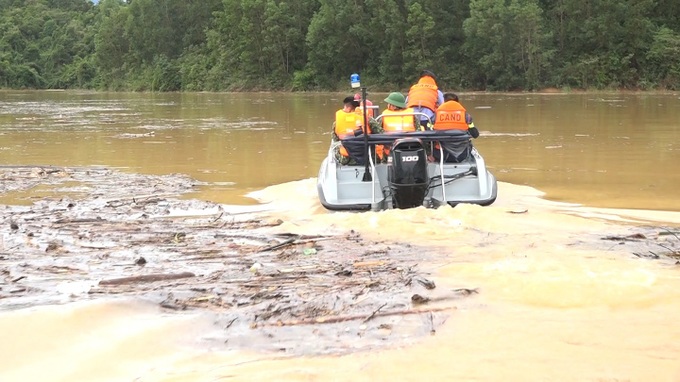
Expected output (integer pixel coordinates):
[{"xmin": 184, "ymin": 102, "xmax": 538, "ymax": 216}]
[{"xmin": 384, "ymin": 92, "xmax": 407, "ymax": 109}]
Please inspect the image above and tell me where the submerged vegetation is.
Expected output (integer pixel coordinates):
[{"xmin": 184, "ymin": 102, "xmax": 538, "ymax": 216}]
[{"xmin": 1, "ymin": 0, "xmax": 679, "ymax": 92}]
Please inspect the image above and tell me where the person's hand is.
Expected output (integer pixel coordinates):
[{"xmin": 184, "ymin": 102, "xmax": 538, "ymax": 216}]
[{"xmin": 427, "ymin": 155, "xmax": 435, "ymax": 163}]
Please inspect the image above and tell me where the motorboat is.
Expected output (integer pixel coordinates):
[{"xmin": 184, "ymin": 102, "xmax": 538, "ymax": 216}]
[{"xmin": 317, "ymin": 127, "xmax": 498, "ymax": 211}]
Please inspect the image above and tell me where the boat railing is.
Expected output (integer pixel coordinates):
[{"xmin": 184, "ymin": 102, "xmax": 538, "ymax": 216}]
[
  {"xmin": 364, "ymin": 105, "xmax": 380, "ymax": 116},
  {"xmin": 374, "ymin": 112, "xmax": 432, "ymax": 127},
  {"xmin": 326, "ymin": 137, "xmax": 378, "ymax": 206},
  {"xmin": 341, "ymin": 129, "xmax": 473, "ymax": 146},
  {"xmin": 330, "ymin": 129, "xmax": 476, "ymax": 208},
  {"xmin": 327, "ymin": 140, "xmax": 342, "ymax": 161}
]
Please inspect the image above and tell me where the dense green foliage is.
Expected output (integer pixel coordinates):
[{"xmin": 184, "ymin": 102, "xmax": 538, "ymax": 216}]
[{"xmin": 1, "ymin": 0, "xmax": 680, "ymax": 91}]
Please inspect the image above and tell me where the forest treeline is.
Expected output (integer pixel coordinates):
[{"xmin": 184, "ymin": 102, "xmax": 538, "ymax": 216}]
[{"xmin": 1, "ymin": 0, "xmax": 680, "ymax": 92}]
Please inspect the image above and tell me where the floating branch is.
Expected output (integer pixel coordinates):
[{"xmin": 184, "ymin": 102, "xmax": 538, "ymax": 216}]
[{"xmin": 99, "ymin": 272, "xmax": 196, "ymax": 286}]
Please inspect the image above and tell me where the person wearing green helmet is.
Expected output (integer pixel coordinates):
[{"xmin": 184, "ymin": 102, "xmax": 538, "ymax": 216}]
[
  {"xmin": 376, "ymin": 92, "xmax": 422, "ymax": 161},
  {"xmin": 381, "ymin": 92, "xmax": 419, "ymax": 133}
]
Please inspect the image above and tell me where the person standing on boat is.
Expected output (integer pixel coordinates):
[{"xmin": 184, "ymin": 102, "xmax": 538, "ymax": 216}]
[
  {"xmin": 406, "ymin": 70, "xmax": 444, "ymax": 129},
  {"xmin": 332, "ymin": 96, "xmax": 382, "ymax": 165},
  {"xmin": 432, "ymin": 93, "xmax": 479, "ymax": 162},
  {"xmin": 354, "ymin": 93, "xmax": 376, "ymax": 118}
]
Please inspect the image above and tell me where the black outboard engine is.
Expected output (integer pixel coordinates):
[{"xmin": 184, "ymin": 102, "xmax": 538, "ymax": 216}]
[{"xmin": 387, "ymin": 138, "xmax": 429, "ymax": 209}]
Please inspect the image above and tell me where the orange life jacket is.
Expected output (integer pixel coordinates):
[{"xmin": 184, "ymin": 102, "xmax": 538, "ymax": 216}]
[
  {"xmin": 335, "ymin": 109, "xmax": 363, "ymax": 158},
  {"xmin": 433, "ymin": 101, "xmax": 469, "ymax": 131},
  {"xmin": 381, "ymin": 108, "xmax": 417, "ymax": 132},
  {"xmin": 406, "ymin": 76, "xmax": 438, "ymax": 111},
  {"xmin": 377, "ymin": 108, "xmax": 417, "ymax": 159}
]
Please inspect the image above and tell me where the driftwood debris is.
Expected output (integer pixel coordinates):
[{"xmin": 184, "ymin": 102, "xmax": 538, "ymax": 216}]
[
  {"xmin": 411, "ymin": 275, "xmax": 436, "ymax": 290},
  {"xmin": 363, "ymin": 303, "xmax": 388, "ymax": 323},
  {"xmin": 601, "ymin": 228, "xmax": 680, "ymax": 260},
  {"xmin": 0, "ymin": 166, "xmax": 484, "ymax": 355},
  {"xmin": 269, "ymin": 305, "xmax": 456, "ymax": 327},
  {"xmin": 99, "ymin": 272, "xmax": 196, "ymax": 286},
  {"xmin": 602, "ymin": 233, "xmax": 647, "ymax": 241}
]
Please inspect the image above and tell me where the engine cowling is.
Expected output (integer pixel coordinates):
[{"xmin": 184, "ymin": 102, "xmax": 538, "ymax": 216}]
[{"xmin": 387, "ymin": 138, "xmax": 429, "ymax": 209}]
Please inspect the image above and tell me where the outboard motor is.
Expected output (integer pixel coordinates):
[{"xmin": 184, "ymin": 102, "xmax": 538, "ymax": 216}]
[{"xmin": 387, "ymin": 138, "xmax": 429, "ymax": 209}]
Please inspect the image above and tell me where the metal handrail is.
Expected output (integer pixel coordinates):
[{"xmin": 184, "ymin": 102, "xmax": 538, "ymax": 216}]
[{"xmin": 374, "ymin": 111, "xmax": 432, "ymax": 127}]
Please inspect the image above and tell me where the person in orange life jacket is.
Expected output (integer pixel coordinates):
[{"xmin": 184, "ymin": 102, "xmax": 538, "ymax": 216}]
[
  {"xmin": 405, "ymin": 70, "xmax": 445, "ymax": 130},
  {"xmin": 354, "ymin": 93, "xmax": 376, "ymax": 119},
  {"xmin": 431, "ymin": 92, "xmax": 480, "ymax": 163},
  {"xmin": 332, "ymin": 96, "xmax": 383, "ymax": 165},
  {"xmin": 381, "ymin": 92, "xmax": 419, "ymax": 132},
  {"xmin": 377, "ymin": 92, "xmax": 423, "ymax": 162}
]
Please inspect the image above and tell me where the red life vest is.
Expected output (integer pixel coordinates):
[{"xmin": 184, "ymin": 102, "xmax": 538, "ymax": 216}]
[
  {"xmin": 433, "ymin": 101, "xmax": 468, "ymax": 131},
  {"xmin": 406, "ymin": 76, "xmax": 438, "ymax": 111}
]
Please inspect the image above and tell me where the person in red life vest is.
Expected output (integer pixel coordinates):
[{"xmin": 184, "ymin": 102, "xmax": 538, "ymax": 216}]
[
  {"xmin": 332, "ymin": 96, "xmax": 383, "ymax": 165},
  {"xmin": 431, "ymin": 93, "xmax": 480, "ymax": 163},
  {"xmin": 405, "ymin": 70, "xmax": 444, "ymax": 130},
  {"xmin": 377, "ymin": 92, "xmax": 422, "ymax": 161},
  {"xmin": 354, "ymin": 93, "xmax": 376, "ymax": 118}
]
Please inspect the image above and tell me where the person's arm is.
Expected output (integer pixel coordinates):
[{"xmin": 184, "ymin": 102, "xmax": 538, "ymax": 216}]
[
  {"xmin": 469, "ymin": 125, "xmax": 480, "ymax": 139},
  {"xmin": 331, "ymin": 122, "xmax": 341, "ymax": 141},
  {"xmin": 368, "ymin": 117, "xmax": 383, "ymax": 134},
  {"xmin": 414, "ymin": 116, "xmax": 426, "ymax": 131},
  {"xmin": 466, "ymin": 113, "xmax": 480, "ymax": 138},
  {"xmin": 436, "ymin": 90, "xmax": 444, "ymax": 108},
  {"xmin": 426, "ymin": 109, "xmax": 436, "ymax": 130}
]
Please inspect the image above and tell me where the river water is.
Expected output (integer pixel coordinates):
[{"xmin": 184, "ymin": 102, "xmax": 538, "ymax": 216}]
[
  {"xmin": 1, "ymin": 90, "xmax": 679, "ymax": 381},
  {"xmin": 0, "ymin": 90, "xmax": 678, "ymax": 210}
]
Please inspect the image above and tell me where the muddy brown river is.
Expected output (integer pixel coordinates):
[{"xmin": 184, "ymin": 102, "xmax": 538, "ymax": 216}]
[
  {"xmin": 1, "ymin": 90, "xmax": 679, "ymax": 382},
  {"xmin": 0, "ymin": 90, "xmax": 678, "ymax": 210}
]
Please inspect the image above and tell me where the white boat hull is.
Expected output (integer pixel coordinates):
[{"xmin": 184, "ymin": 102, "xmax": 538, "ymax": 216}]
[{"xmin": 317, "ymin": 135, "xmax": 497, "ymax": 211}]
